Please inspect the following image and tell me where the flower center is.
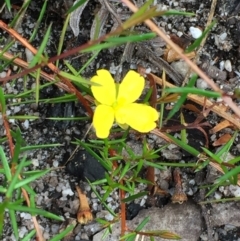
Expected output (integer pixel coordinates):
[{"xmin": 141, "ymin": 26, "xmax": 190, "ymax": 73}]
[{"xmin": 112, "ymin": 97, "xmax": 126, "ymax": 111}]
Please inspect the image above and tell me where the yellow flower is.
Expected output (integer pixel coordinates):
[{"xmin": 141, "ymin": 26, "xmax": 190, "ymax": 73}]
[{"xmin": 90, "ymin": 69, "xmax": 159, "ymax": 138}]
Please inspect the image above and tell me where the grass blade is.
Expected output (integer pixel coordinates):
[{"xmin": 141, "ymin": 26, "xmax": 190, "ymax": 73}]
[
  {"xmin": 0, "ymin": 146, "xmax": 11, "ymax": 181},
  {"xmin": 167, "ymin": 74, "xmax": 197, "ymax": 120},
  {"xmin": 29, "ymin": 23, "xmax": 52, "ymax": 67}
]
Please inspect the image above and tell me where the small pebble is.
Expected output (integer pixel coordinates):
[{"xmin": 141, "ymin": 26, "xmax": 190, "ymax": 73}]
[
  {"xmin": 214, "ymin": 191, "xmax": 222, "ymax": 200},
  {"xmin": 62, "ymin": 188, "xmax": 74, "ymax": 196},
  {"xmin": 196, "ymin": 78, "xmax": 209, "ymax": 89},
  {"xmin": 189, "ymin": 179, "xmax": 195, "ymax": 185},
  {"xmin": 25, "ymin": 48, "xmax": 34, "ymax": 62},
  {"xmin": 224, "ymin": 60, "xmax": 232, "ymax": 72},
  {"xmin": 105, "ymin": 213, "xmax": 114, "ymax": 221},
  {"xmin": 189, "ymin": 26, "xmax": 202, "ymax": 39},
  {"xmin": 22, "ymin": 120, "xmax": 29, "ymax": 129},
  {"xmin": 229, "ymin": 185, "xmax": 240, "ymax": 197},
  {"xmin": 91, "ymin": 192, "xmax": 97, "ymax": 198},
  {"xmin": 219, "ymin": 32, "xmax": 227, "ymax": 41},
  {"xmin": 19, "ymin": 226, "xmax": 28, "ymax": 238},
  {"xmin": 0, "ymin": 71, "xmax": 6, "ymax": 78},
  {"xmin": 187, "ymin": 188, "xmax": 193, "ymax": 196},
  {"xmin": 219, "ymin": 60, "xmax": 225, "ymax": 71},
  {"xmin": 20, "ymin": 212, "xmax": 32, "ymax": 219},
  {"xmin": 53, "ymin": 160, "xmax": 59, "ymax": 167}
]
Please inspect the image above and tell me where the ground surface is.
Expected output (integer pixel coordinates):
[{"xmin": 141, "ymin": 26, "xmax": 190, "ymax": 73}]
[{"xmin": 1, "ymin": 0, "xmax": 240, "ymax": 240}]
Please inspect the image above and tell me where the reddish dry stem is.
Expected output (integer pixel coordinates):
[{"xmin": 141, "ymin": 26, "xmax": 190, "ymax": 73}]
[
  {"xmin": 120, "ymin": 180, "xmax": 126, "ymax": 239},
  {"xmin": 146, "ymin": 166, "xmax": 155, "ymax": 191}
]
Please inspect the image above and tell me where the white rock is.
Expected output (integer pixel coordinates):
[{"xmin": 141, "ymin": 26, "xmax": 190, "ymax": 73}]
[
  {"xmin": 25, "ymin": 48, "xmax": 34, "ymax": 63},
  {"xmin": 171, "ymin": 61, "xmax": 190, "ymax": 78},
  {"xmin": 0, "ymin": 71, "xmax": 6, "ymax": 78},
  {"xmin": 62, "ymin": 188, "xmax": 74, "ymax": 196},
  {"xmin": 14, "ymin": 106, "xmax": 21, "ymax": 113},
  {"xmin": 189, "ymin": 26, "xmax": 202, "ymax": 39},
  {"xmin": 19, "ymin": 226, "xmax": 28, "ymax": 238},
  {"xmin": 22, "ymin": 119, "xmax": 29, "ymax": 129},
  {"xmin": 53, "ymin": 160, "xmax": 59, "ymax": 167},
  {"xmin": 224, "ymin": 59, "xmax": 232, "ymax": 72},
  {"xmin": 187, "ymin": 188, "xmax": 193, "ymax": 196},
  {"xmin": 229, "ymin": 185, "xmax": 240, "ymax": 197},
  {"xmin": 214, "ymin": 191, "xmax": 222, "ymax": 200},
  {"xmin": 105, "ymin": 213, "xmax": 114, "ymax": 221},
  {"xmin": 32, "ymin": 158, "xmax": 39, "ymax": 166},
  {"xmin": 219, "ymin": 60, "xmax": 225, "ymax": 71},
  {"xmin": 196, "ymin": 78, "xmax": 209, "ymax": 89},
  {"xmin": 219, "ymin": 32, "xmax": 227, "ymax": 41},
  {"xmin": 189, "ymin": 179, "xmax": 195, "ymax": 185}
]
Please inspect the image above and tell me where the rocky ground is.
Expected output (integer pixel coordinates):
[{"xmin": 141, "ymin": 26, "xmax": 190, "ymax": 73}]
[{"xmin": 1, "ymin": 0, "xmax": 240, "ymax": 240}]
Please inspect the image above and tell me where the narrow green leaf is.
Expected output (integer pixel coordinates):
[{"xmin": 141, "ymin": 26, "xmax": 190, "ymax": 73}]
[
  {"xmin": 49, "ymin": 224, "xmax": 75, "ymax": 241},
  {"xmin": 58, "ymin": 71, "xmax": 91, "ymax": 85},
  {"xmin": 0, "ymin": 201, "xmax": 8, "ymax": 235},
  {"xmin": 87, "ymin": 180, "xmax": 116, "ymax": 216},
  {"xmin": 76, "ymin": 141, "xmax": 112, "ymax": 171},
  {"xmin": 4, "ymin": 0, "xmax": 11, "ymax": 11},
  {"xmin": 166, "ymin": 134, "xmax": 200, "ymax": 156},
  {"xmin": 21, "ymin": 230, "xmax": 36, "ymax": 241},
  {"xmin": 56, "ymin": 8, "xmax": 70, "ymax": 67},
  {"xmin": 0, "ymin": 87, "xmax": 6, "ymax": 113},
  {"xmin": 122, "ymin": 0, "xmax": 154, "ymax": 29},
  {"xmin": 202, "ymin": 147, "xmax": 222, "ymax": 163},
  {"xmin": 216, "ymin": 131, "xmax": 237, "ymax": 158},
  {"xmin": 29, "ymin": 23, "xmax": 52, "ymax": 67},
  {"xmin": 35, "ymin": 67, "xmax": 41, "ymax": 104},
  {"xmin": 7, "ymin": 115, "xmax": 39, "ymax": 120},
  {"xmin": 9, "ymin": 209, "xmax": 19, "ymax": 240},
  {"xmin": 135, "ymin": 217, "xmax": 150, "ymax": 232},
  {"xmin": 0, "ymin": 146, "xmax": 11, "ymax": 181},
  {"xmin": 14, "ymin": 169, "xmax": 50, "ymax": 189},
  {"xmin": 106, "ymin": 32, "xmax": 156, "ymax": 43},
  {"xmin": 122, "ymin": 191, "xmax": 149, "ymax": 203},
  {"xmin": 228, "ymin": 156, "xmax": 240, "ymax": 165},
  {"xmin": 82, "ymin": 33, "xmax": 156, "ymax": 53},
  {"xmin": 136, "ymin": 159, "xmax": 144, "ymax": 175},
  {"xmin": 119, "ymin": 162, "xmax": 131, "ymax": 180},
  {"xmin": 167, "ymin": 74, "xmax": 197, "ymax": 120},
  {"xmin": 144, "ymin": 160, "xmax": 165, "ymax": 169},
  {"xmin": 9, "ymin": 0, "xmax": 31, "ymax": 27},
  {"xmin": 12, "ymin": 128, "xmax": 25, "ymax": 164},
  {"xmin": 215, "ymin": 166, "xmax": 240, "ymax": 185},
  {"xmin": 29, "ymin": 0, "xmax": 48, "ymax": 42},
  {"xmin": 7, "ymin": 204, "xmax": 64, "ymax": 221},
  {"xmin": 122, "ymin": 233, "xmax": 136, "ymax": 241},
  {"xmin": 164, "ymin": 87, "xmax": 221, "ymax": 98},
  {"xmin": 6, "ymin": 155, "xmax": 28, "ymax": 198},
  {"xmin": 163, "ymin": 10, "xmax": 194, "ymax": 16}
]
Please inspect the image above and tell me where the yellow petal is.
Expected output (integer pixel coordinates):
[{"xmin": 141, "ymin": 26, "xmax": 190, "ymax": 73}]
[
  {"xmin": 93, "ymin": 105, "xmax": 114, "ymax": 138},
  {"xmin": 117, "ymin": 70, "xmax": 144, "ymax": 104},
  {"xmin": 116, "ymin": 103, "xmax": 158, "ymax": 132},
  {"xmin": 91, "ymin": 69, "xmax": 116, "ymax": 105}
]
